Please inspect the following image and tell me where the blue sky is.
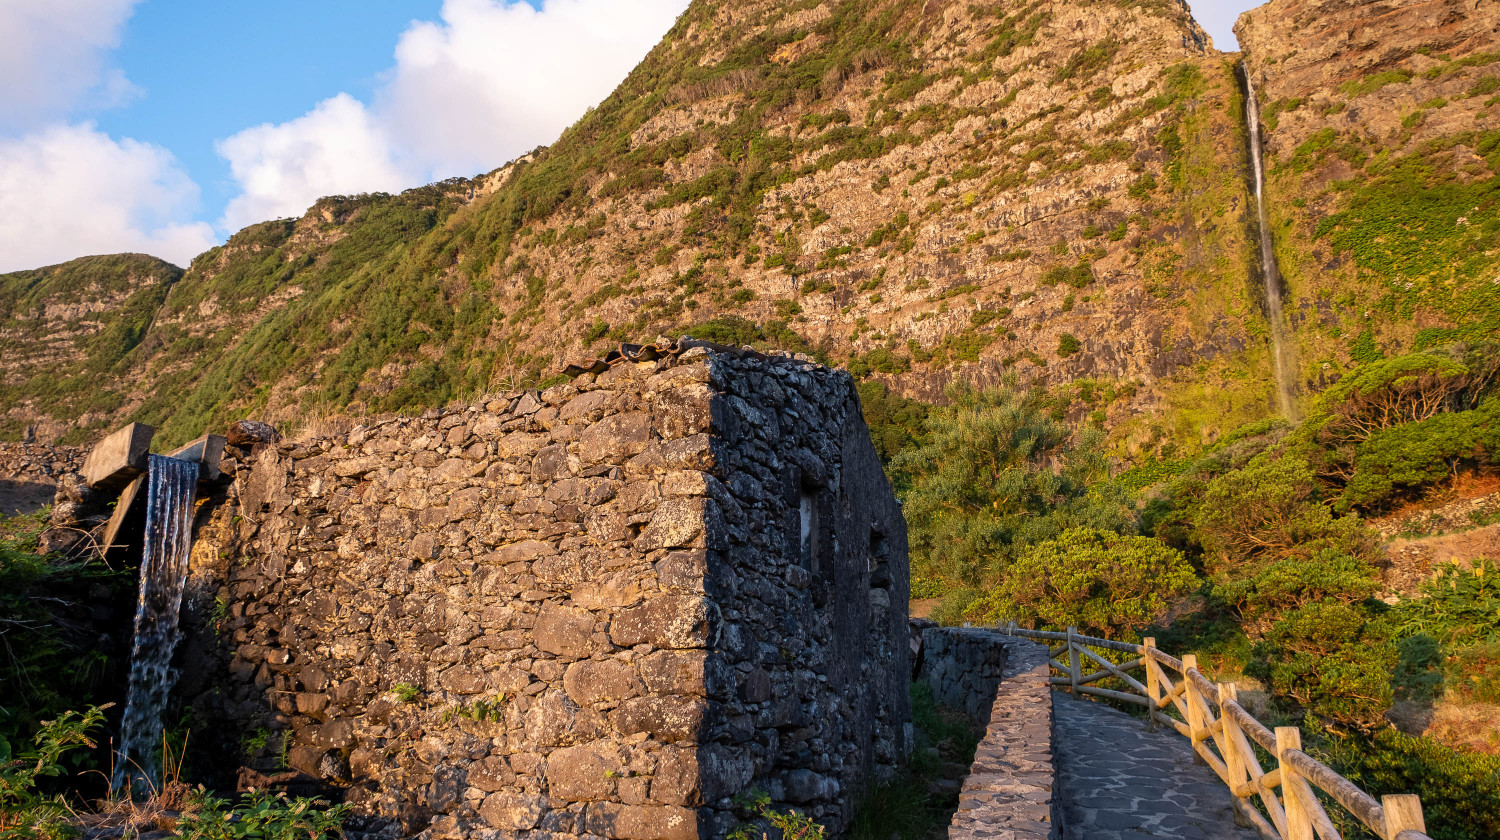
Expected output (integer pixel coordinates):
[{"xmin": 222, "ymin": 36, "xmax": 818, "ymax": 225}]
[
  {"xmin": 97, "ymin": 2, "xmax": 445, "ymax": 216},
  {"xmin": 0, "ymin": 0, "xmax": 1259, "ymax": 272}
]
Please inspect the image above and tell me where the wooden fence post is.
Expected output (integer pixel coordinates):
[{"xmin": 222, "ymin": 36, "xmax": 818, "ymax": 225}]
[
  {"xmin": 1183, "ymin": 653, "xmax": 1205, "ymax": 764},
  {"xmin": 1277, "ymin": 726, "xmax": 1314, "ymax": 840},
  {"xmin": 1143, "ymin": 637, "xmax": 1160, "ymax": 730},
  {"xmin": 1067, "ymin": 626, "xmax": 1081, "ymax": 699},
  {"xmin": 1383, "ymin": 794, "xmax": 1425, "ymax": 839},
  {"xmin": 1221, "ymin": 682, "xmax": 1250, "ymax": 827}
]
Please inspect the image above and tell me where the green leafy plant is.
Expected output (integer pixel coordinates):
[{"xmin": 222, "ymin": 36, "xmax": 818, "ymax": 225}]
[
  {"xmin": 0, "ymin": 514, "xmax": 125, "ymax": 758},
  {"xmin": 1191, "ymin": 454, "xmax": 1373, "ymax": 572},
  {"xmin": 1213, "ymin": 550, "xmax": 1381, "ymax": 636},
  {"xmin": 727, "ymin": 789, "xmax": 825, "ymax": 840},
  {"xmin": 1313, "ymin": 723, "xmax": 1500, "ymax": 840},
  {"xmin": 0, "ymin": 706, "xmax": 108, "ymax": 840},
  {"xmin": 1248, "ymin": 602, "xmax": 1397, "ymax": 730},
  {"xmin": 892, "ymin": 385, "xmax": 1129, "ymax": 594},
  {"xmin": 172, "ymin": 789, "xmax": 349, "ymax": 840},
  {"xmin": 391, "ymin": 683, "xmax": 420, "ymax": 703},
  {"xmin": 240, "ymin": 727, "xmax": 271, "ymax": 759},
  {"xmin": 1394, "ymin": 559, "xmax": 1500, "ymax": 647}
]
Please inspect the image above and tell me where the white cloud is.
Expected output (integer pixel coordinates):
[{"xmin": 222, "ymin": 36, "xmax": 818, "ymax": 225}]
[
  {"xmin": 0, "ymin": 0, "xmax": 141, "ymax": 130},
  {"xmin": 0, "ymin": 123, "xmax": 216, "ymax": 271},
  {"xmin": 216, "ymin": 93, "xmax": 412, "ymax": 231},
  {"xmin": 215, "ymin": 0, "xmax": 690, "ymax": 230},
  {"xmin": 0, "ymin": 0, "xmax": 218, "ymax": 271},
  {"xmin": 382, "ymin": 0, "xmax": 691, "ymax": 178}
]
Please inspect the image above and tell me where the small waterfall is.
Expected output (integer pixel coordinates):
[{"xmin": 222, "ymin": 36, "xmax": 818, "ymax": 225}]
[
  {"xmin": 1243, "ymin": 63, "xmax": 1297, "ymax": 419},
  {"xmin": 112, "ymin": 455, "xmax": 199, "ymax": 795}
]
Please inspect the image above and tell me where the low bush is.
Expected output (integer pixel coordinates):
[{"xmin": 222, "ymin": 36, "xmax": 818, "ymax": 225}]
[
  {"xmin": 970, "ymin": 527, "xmax": 1198, "ymax": 638},
  {"xmin": 1249, "ymin": 602, "xmax": 1397, "ymax": 729},
  {"xmin": 172, "ymin": 790, "xmax": 350, "ymax": 840},
  {"xmin": 1315, "ymin": 724, "xmax": 1500, "ymax": 840},
  {"xmin": 0, "ymin": 707, "xmax": 107, "ymax": 840}
]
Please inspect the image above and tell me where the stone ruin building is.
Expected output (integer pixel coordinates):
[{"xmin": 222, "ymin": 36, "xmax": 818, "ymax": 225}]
[{"xmin": 162, "ymin": 341, "xmax": 913, "ymax": 839}]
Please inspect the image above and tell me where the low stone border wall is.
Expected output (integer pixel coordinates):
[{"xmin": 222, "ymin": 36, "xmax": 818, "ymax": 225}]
[{"xmin": 919, "ymin": 627, "xmax": 1059, "ymax": 840}]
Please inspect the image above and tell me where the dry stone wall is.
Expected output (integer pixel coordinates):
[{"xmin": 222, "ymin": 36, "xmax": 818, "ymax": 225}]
[
  {"xmin": 178, "ymin": 347, "xmax": 909, "ymax": 840},
  {"xmin": 0, "ymin": 442, "xmax": 82, "ymax": 516}
]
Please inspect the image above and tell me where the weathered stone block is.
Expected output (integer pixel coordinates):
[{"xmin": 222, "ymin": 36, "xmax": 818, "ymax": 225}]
[
  {"xmin": 479, "ymin": 790, "xmax": 545, "ymax": 830},
  {"xmin": 166, "ymin": 433, "xmax": 227, "ymax": 481},
  {"xmin": 634, "ymin": 497, "xmax": 708, "ymax": 551},
  {"xmin": 609, "ymin": 596, "xmax": 715, "ymax": 649},
  {"xmin": 564, "ymin": 659, "xmax": 644, "ymax": 706},
  {"xmin": 609, "ymin": 696, "xmax": 707, "ymax": 742},
  {"xmin": 636, "ymin": 650, "xmax": 707, "ymax": 696},
  {"xmin": 581, "ymin": 802, "xmax": 699, "ymax": 840},
  {"xmin": 535, "ymin": 604, "xmax": 597, "ymax": 658},
  {"xmin": 82, "ymin": 422, "xmax": 153, "ymax": 489},
  {"xmin": 546, "ymin": 740, "xmax": 624, "ymax": 801},
  {"xmin": 578, "ymin": 412, "xmax": 652, "ymax": 463}
]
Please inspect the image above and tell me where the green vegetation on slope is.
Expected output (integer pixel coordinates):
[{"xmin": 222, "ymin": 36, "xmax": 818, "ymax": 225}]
[
  {"xmin": 0, "ymin": 254, "xmax": 182, "ymax": 441},
  {"xmin": 886, "ymin": 343, "xmax": 1500, "ymax": 839}
]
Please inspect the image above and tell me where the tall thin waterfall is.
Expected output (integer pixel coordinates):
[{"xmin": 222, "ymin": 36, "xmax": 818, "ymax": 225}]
[
  {"xmin": 112, "ymin": 455, "xmax": 199, "ymax": 795},
  {"xmin": 1243, "ymin": 63, "xmax": 1297, "ymax": 419}
]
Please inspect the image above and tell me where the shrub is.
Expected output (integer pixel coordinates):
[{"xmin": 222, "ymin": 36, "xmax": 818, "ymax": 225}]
[
  {"xmin": 1213, "ymin": 550, "xmax": 1381, "ymax": 635},
  {"xmin": 1307, "ymin": 352, "xmax": 1474, "ymax": 445},
  {"xmin": 929, "ymin": 588, "xmax": 981, "ymax": 626},
  {"xmin": 1446, "ymin": 639, "xmax": 1500, "ymax": 703},
  {"xmin": 890, "ymin": 386, "xmax": 1128, "ymax": 587},
  {"xmin": 1316, "ymin": 725, "xmax": 1500, "ymax": 840},
  {"xmin": 0, "ymin": 514, "xmax": 125, "ymax": 752},
  {"xmin": 1250, "ymin": 601, "xmax": 1397, "ymax": 729},
  {"xmin": 855, "ymin": 381, "xmax": 931, "ymax": 465},
  {"xmin": 1339, "ymin": 399, "xmax": 1500, "ymax": 510},
  {"xmin": 970, "ymin": 528, "xmax": 1198, "ymax": 638},
  {"xmin": 172, "ymin": 789, "xmax": 350, "ymax": 840},
  {"xmin": 1394, "ymin": 558, "xmax": 1500, "ymax": 647},
  {"xmin": 0, "ymin": 706, "xmax": 107, "ymax": 840},
  {"xmin": 728, "ymin": 789, "xmax": 824, "ymax": 840},
  {"xmin": 1192, "ymin": 454, "xmax": 1373, "ymax": 571},
  {"xmin": 1057, "ymin": 333, "xmax": 1081, "ymax": 357}
]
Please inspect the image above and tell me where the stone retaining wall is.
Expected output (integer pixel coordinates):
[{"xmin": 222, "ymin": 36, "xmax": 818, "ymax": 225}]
[
  {"xmin": 919, "ymin": 628, "xmax": 1059, "ymax": 840},
  {"xmin": 0, "ymin": 442, "xmax": 83, "ymax": 516}
]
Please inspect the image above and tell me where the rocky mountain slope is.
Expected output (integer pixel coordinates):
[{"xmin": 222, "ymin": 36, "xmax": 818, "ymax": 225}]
[
  {"xmin": 2, "ymin": 0, "xmax": 1497, "ymax": 454},
  {"xmin": 1237, "ymin": 0, "xmax": 1500, "ymax": 398},
  {"xmin": 0, "ymin": 254, "xmax": 183, "ymax": 441}
]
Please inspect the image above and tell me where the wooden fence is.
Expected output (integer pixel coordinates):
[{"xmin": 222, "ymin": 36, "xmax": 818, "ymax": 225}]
[{"xmin": 997, "ymin": 622, "xmax": 1432, "ymax": 840}]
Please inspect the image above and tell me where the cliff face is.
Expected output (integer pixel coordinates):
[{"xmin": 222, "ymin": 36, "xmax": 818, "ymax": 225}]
[
  {"xmin": 1236, "ymin": 0, "xmax": 1500, "ymax": 393},
  {"xmin": 4, "ymin": 0, "xmax": 1499, "ymax": 458}
]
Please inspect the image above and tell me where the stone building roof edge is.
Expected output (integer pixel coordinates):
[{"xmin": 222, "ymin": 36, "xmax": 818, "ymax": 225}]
[{"xmin": 558, "ymin": 335, "xmax": 824, "ymax": 378}]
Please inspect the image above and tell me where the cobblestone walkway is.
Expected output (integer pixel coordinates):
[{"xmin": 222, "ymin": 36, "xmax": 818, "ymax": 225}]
[{"xmin": 1054, "ymin": 696, "xmax": 1262, "ymax": 840}]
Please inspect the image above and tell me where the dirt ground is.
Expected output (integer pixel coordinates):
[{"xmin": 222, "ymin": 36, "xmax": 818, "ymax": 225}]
[
  {"xmin": 0, "ymin": 478, "xmax": 56, "ymax": 517},
  {"xmin": 1369, "ymin": 473, "xmax": 1500, "ymax": 595}
]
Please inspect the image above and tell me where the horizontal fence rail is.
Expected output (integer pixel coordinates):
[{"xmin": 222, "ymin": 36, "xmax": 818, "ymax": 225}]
[{"xmin": 997, "ymin": 622, "xmax": 1432, "ymax": 840}]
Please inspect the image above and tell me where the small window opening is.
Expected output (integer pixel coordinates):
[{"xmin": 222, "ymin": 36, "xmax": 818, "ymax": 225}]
[
  {"xmin": 869, "ymin": 528, "xmax": 892, "ymax": 588},
  {"xmin": 799, "ymin": 490, "xmax": 819, "ymax": 574}
]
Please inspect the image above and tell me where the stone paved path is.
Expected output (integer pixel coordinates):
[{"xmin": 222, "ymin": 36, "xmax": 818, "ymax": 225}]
[{"xmin": 1054, "ymin": 696, "xmax": 1262, "ymax": 840}]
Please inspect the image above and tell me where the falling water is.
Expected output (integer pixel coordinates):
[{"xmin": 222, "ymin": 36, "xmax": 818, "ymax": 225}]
[
  {"xmin": 1243, "ymin": 63, "xmax": 1297, "ymax": 419},
  {"xmin": 112, "ymin": 455, "xmax": 199, "ymax": 795}
]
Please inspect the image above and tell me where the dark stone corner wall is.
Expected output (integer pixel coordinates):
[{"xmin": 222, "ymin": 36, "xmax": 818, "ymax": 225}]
[{"xmin": 177, "ymin": 348, "xmax": 910, "ymax": 839}]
